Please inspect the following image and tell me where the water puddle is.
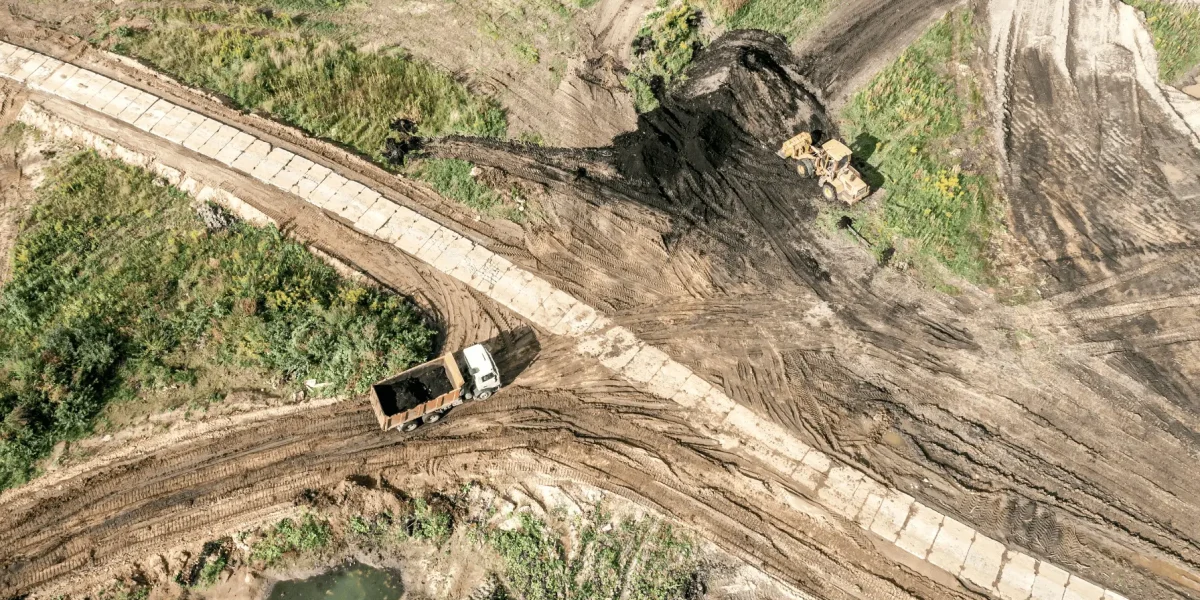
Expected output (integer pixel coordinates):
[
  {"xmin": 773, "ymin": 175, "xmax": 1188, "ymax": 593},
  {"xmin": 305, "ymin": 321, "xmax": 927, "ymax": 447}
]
[{"xmin": 267, "ymin": 562, "xmax": 403, "ymax": 600}]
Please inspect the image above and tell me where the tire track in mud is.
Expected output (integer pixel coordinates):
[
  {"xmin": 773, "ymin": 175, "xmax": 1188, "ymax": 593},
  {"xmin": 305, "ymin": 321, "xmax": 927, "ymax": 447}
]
[{"xmin": 1, "ymin": 390, "xmax": 964, "ymax": 600}]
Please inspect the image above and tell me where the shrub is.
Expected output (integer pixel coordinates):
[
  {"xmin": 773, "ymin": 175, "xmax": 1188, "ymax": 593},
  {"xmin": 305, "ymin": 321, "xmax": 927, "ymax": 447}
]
[
  {"xmin": 626, "ymin": 1, "xmax": 705, "ymax": 112},
  {"xmin": 250, "ymin": 513, "xmax": 333, "ymax": 566}
]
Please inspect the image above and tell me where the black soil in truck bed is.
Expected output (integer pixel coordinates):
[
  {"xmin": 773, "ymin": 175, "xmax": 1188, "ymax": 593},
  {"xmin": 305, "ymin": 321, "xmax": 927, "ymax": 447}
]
[{"xmin": 375, "ymin": 362, "xmax": 455, "ymax": 416}]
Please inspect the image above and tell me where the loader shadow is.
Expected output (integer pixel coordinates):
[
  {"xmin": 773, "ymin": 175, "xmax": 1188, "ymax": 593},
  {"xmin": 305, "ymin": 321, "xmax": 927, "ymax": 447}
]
[{"xmin": 850, "ymin": 132, "xmax": 885, "ymax": 189}]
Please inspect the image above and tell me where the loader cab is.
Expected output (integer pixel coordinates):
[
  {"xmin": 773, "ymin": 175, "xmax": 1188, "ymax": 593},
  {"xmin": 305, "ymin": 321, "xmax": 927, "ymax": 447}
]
[
  {"xmin": 822, "ymin": 140, "xmax": 853, "ymax": 172},
  {"xmin": 461, "ymin": 344, "xmax": 501, "ymax": 400}
]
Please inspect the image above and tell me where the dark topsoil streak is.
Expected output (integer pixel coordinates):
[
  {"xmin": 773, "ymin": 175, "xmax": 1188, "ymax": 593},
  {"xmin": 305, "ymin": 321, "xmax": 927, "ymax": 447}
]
[{"xmin": 431, "ymin": 31, "xmax": 843, "ymax": 291}]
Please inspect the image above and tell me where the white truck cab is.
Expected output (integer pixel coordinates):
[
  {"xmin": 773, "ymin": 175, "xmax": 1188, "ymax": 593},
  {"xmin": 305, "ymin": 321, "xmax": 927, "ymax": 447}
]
[{"xmin": 461, "ymin": 344, "xmax": 501, "ymax": 400}]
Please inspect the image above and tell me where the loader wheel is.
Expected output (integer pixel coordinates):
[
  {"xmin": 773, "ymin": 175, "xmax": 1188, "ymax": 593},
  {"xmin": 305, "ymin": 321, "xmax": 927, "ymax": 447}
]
[
  {"xmin": 821, "ymin": 183, "xmax": 837, "ymax": 202},
  {"xmin": 797, "ymin": 159, "xmax": 815, "ymax": 178},
  {"xmin": 476, "ymin": 390, "xmax": 493, "ymax": 401},
  {"xmin": 401, "ymin": 420, "xmax": 420, "ymax": 433},
  {"xmin": 423, "ymin": 411, "xmax": 442, "ymax": 425}
]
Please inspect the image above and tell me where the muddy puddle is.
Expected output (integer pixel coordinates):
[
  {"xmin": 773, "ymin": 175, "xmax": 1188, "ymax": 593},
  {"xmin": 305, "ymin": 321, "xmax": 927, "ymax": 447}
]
[{"xmin": 266, "ymin": 562, "xmax": 403, "ymax": 600}]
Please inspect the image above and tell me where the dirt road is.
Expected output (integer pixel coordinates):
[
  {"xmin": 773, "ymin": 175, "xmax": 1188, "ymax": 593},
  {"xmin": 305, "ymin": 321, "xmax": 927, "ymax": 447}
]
[{"xmin": 2, "ymin": 1, "xmax": 1200, "ymax": 599}]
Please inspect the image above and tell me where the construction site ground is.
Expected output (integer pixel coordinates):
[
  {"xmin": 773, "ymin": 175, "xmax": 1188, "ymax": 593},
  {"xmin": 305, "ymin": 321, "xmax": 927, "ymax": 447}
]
[{"xmin": 2, "ymin": 0, "xmax": 1200, "ymax": 599}]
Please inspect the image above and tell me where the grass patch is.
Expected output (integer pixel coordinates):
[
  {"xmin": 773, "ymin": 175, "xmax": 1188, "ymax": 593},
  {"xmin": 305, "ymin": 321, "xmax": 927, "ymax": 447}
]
[
  {"xmin": 348, "ymin": 495, "xmax": 457, "ymax": 547},
  {"xmin": 722, "ymin": 0, "xmax": 827, "ymax": 41},
  {"xmin": 414, "ymin": 159, "xmax": 527, "ymax": 221},
  {"xmin": 625, "ymin": 1, "xmax": 705, "ymax": 112},
  {"xmin": 839, "ymin": 9, "xmax": 998, "ymax": 285},
  {"xmin": 111, "ymin": 9, "xmax": 529, "ymax": 220},
  {"xmin": 1124, "ymin": 0, "xmax": 1200, "ymax": 85},
  {"xmin": 97, "ymin": 582, "xmax": 151, "ymax": 600},
  {"xmin": 111, "ymin": 9, "xmax": 506, "ymax": 162},
  {"xmin": 484, "ymin": 510, "xmax": 698, "ymax": 600},
  {"xmin": 252, "ymin": 0, "xmax": 350, "ymax": 10},
  {"xmin": 0, "ymin": 152, "xmax": 433, "ymax": 489},
  {"xmin": 249, "ymin": 513, "xmax": 333, "ymax": 566}
]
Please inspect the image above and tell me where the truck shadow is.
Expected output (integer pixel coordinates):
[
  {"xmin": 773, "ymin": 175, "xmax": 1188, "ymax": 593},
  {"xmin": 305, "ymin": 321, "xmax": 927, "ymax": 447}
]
[{"xmin": 475, "ymin": 325, "xmax": 540, "ymax": 388}]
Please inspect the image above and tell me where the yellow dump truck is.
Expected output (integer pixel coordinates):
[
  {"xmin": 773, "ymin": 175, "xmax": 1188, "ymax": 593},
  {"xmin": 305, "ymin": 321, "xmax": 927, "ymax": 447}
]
[
  {"xmin": 778, "ymin": 132, "xmax": 870, "ymax": 205},
  {"xmin": 368, "ymin": 344, "xmax": 501, "ymax": 432}
]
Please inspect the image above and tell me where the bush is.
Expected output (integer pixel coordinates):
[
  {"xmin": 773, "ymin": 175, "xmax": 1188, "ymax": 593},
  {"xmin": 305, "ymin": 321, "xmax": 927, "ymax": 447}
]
[
  {"xmin": 0, "ymin": 153, "xmax": 433, "ymax": 489},
  {"xmin": 250, "ymin": 513, "xmax": 333, "ymax": 566},
  {"xmin": 626, "ymin": 1, "xmax": 705, "ymax": 112}
]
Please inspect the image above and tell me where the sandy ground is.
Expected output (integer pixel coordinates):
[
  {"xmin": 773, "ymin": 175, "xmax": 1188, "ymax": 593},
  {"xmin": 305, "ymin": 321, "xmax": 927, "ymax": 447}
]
[{"xmin": 2, "ymin": 1, "xmax": 1200, "ymax": 600}]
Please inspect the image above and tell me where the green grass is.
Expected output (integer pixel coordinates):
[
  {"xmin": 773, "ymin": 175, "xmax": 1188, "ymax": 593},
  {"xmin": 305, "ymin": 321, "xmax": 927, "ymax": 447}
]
[
  {"xmin": 111, "ymin": 9, "xmax": 506, "ymax": 163},
  {"xmin": 414, "ymin": 159, "xmax": 526, "ymax": 221},
  {"xmin": 252, "ymin": 0, "xmax": 350, "ymax": 10},
  {"xmin": 484, "ymin": 510, "xmax": 697, "ymax": 600},
  {"xmin": 97, "ymin": 582, "xmax": 151, "ymax": 600},
  {"xmin": 723, "ymin": 0, "xmax": 827, "ymax": 42},
  {"xmin": 839, "ymin": 10, "xmax": 998, "ymax": 285},
  {"xmin": 349, "ymin": 496, "xmax": 456, "ymax": 547},
  {"xmin": 0, "ymin": 152, "xmax": 433, "ymax": 489},
  {"xmin": 197, "ymin": 552, "xmax": 227, "ymax": 587},
  {"xmin": 250, "ymin": 513, "xmax": 333, "ymax": 566},
  {"xmin": 1124, "ymin": 0, "xmax": 1200, "ymax": 85},
  {"xmin": 110, "ymin": 9, "xmax": 530, "ymax": 220},
  {"xmin": 626, "ymin": 1, "xmax": 705, "ymax": 112}
]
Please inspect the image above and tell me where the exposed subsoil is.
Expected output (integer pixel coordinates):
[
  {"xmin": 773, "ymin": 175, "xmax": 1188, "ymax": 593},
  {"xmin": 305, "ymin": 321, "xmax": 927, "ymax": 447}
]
[{"xmin": 2, "ymin": 1, "xmax": 1200, "ymax": 600}]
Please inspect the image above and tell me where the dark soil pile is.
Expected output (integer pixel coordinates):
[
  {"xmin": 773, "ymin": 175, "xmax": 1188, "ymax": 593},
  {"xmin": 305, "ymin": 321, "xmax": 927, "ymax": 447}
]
[{"xmin": 429, "ymin": 30, "xmax": 841, "ymax": 289}]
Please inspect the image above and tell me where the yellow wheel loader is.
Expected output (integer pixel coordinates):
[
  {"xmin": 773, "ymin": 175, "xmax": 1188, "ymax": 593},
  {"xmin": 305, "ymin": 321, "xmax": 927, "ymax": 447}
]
[{"xmin": 778, "ymin": 132, "xmax": 870, "ymax": 205}]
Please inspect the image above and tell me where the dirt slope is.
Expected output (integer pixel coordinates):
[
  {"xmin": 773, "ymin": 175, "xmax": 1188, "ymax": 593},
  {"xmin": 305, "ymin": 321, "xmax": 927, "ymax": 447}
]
[
  {"xmin": 791, "ymin": 0, "xmax": 964, "ymax": 108},
  {"xmin": 989, "ymin": 0, "xmax": 1200, "ymax": 402}
]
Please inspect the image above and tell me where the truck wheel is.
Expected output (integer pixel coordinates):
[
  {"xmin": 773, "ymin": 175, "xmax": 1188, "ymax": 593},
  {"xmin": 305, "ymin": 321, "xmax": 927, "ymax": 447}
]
[
  {"xmin": 401, "ymin": 420, "xmax": 420, "ymax": 433},
  {"xmin": 423, "ymin": 411, "xmax": 442, "ymax": 424},
  {"xmin": 476, "ymin": 390, "xmax": 492, "ymax": 401},
  {"xmin": 821, "ymin": 183, "xmax": 837, "ymax": 202}
]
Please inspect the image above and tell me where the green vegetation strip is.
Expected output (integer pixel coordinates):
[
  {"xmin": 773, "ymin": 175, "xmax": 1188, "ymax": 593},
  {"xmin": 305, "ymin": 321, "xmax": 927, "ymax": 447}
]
[
  {"xmin": 723, "ymin": 0, "xmax": 827, "ymax": 42},
  {"xmin": 250, "ymin": 513, "xmax": 334, "ymax": 566},
  {"xmin": 840, "ymin": 10, "xmax": 997, "ymax": 285},
  {"xmin": 1124, "ymin": 0, "xmax": 1200, "ymax": 85},
  {"xmin": 348, "ymin": 496, "xmax": 455, "ymax": 546},
  {"xmin": 110, "ymin": 9, "xmax": 523, "ymax": 219},
  {"xmin": 0, "ymin": 152, "xmax": 433, "ymax": 489},
  {"xmin": 112, "ymin": 9, "xmax": 506, "ymax": 161},
  {"xmin": 485, "ymin": 512, "xmax": 697, "ymax": 600}
]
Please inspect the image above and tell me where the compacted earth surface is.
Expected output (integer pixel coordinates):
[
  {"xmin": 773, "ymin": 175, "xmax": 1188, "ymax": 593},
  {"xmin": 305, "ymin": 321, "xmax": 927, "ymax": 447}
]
[{"xmin": 2, "ymin": 0, "xmax": 1200, "ymax": 599}]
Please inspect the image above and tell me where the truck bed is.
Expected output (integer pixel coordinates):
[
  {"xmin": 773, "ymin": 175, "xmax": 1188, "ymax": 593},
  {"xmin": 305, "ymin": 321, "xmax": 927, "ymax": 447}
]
[
  {"xmin": 368, "ymin": 352, "xmax": 466, "ymax": 431},
  {"xmin": 374, "ymin": 361, "xmax": 455, "ymax": 416}
]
